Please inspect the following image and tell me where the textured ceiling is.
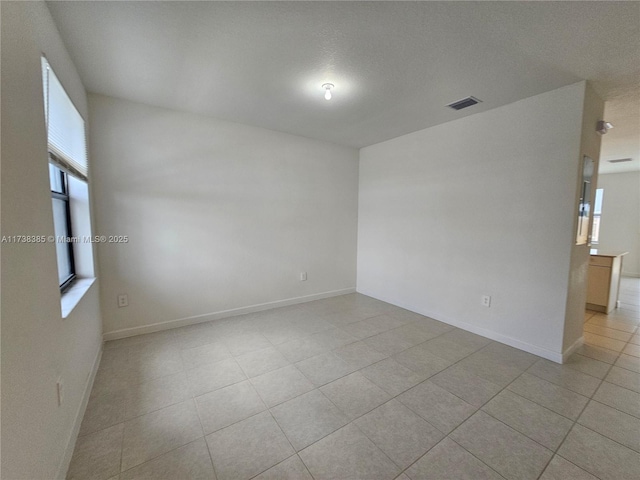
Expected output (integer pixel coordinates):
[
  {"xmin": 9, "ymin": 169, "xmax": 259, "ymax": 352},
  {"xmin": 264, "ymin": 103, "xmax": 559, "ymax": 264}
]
[
  {"xmin": 48, "ymin": 1, "xmax": 639, "ymax": 168},
  {"xmin": 600, "ymin": 91, "xmax": 640, "ymax": 174}
]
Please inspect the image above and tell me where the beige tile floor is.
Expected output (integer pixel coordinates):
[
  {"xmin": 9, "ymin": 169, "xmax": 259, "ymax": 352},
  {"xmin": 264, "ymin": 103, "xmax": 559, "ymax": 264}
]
[{"xmin": 68, "ymin": 279, "xmax": 640, "ymax": 480}]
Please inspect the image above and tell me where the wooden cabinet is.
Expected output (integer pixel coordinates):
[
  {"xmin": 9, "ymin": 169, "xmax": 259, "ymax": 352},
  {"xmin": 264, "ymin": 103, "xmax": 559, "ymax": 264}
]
[{"xmin": 586, "ymin": 253, "xmax": 626, "ymax": 313}]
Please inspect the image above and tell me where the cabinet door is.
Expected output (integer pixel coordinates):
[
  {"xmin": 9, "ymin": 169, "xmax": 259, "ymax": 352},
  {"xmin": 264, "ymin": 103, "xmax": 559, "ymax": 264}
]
[{"xmin": 587, "ymin": 265, "xmax": 611, "ymax": 306}]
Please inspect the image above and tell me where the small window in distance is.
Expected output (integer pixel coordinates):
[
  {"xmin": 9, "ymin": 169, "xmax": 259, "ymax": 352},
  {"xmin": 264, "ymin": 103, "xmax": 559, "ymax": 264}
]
[{"xmin": 592, "ymin": 188, "xmax": 603, "ymax": 244}]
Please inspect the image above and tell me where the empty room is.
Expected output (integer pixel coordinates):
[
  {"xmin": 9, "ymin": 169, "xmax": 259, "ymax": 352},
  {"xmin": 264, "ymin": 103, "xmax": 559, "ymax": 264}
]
[{"xmin": 2, "ymin": 1, "xmax": 640, "ymax": 479}]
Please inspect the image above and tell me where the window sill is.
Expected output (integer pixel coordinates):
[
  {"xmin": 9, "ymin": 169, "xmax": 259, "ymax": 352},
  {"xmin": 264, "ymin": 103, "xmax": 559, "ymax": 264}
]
[{"xmin": 61, "ymin": 277, "xmax": 96, "ymax": 318}]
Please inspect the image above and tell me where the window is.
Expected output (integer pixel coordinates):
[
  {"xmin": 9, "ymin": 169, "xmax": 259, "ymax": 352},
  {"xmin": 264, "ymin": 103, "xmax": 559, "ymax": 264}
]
[
  {"xmin": 42, "ymin": 57, "xmax": 89, "ymax": 291},
  {"xmin": 592, "ymin": 188, "xmax": 604, "ymax": 244},
  {"xmin": 50, "ymin": 165, "xmax": 75, "ymax": 289}
]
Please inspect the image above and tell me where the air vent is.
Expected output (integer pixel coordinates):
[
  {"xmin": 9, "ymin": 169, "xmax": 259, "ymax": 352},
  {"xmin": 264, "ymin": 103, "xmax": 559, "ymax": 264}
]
[
  {"xmin": 447, "ymin": 96, "xmax": 481, "ymax": 111},
  {"xmin": 608, "ymin": 158, "xmax": 632, "ymax": 163}
]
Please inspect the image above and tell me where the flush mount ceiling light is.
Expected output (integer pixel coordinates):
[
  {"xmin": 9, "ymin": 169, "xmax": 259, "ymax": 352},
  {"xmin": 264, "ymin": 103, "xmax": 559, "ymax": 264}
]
[
  {"xmin": 596, "ymin": 120, "xmax": 613, "ymax": 134},
  {"xmin": 322, "ymin": 83, "xmax": 334, "ymax": 100}
]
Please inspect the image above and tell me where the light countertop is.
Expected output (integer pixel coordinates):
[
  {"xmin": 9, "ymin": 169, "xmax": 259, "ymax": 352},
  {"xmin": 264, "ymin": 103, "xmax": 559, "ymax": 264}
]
[{"xmin": 589, "ymin": 249, "xmax": 629, "ymax": 257}]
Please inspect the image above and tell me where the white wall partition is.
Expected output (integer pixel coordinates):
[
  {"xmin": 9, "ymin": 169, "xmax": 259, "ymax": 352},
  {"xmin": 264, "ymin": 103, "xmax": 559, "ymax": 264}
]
[{"xmin": 358, "ymin": 82, "xmax": 596, "ymax": 361}]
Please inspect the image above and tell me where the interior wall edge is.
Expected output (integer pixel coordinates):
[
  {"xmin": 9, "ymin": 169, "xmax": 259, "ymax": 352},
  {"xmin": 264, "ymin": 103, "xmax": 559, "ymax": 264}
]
[
  {"xmin": 561, "ymin": 81, "xmax": 605, "ymax": 352},
  {"xmin": 561, "ymin": 336, "xmax": 585, "ymax": 364}
]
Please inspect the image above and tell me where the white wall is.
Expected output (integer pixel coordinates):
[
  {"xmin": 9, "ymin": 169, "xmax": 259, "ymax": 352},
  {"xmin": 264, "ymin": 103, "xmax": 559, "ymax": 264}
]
[
  {"xmin": 1, "ymin": 2, "xmax": 103, "ymax": 479},
  {"xmin": 89, "ymin": 94, "xmax": 359, "ymax": 337},
  {"xmin": 357, "ymin": 82, "xmax": 590, "ymax": 361},
  {"xmin": 597, "ymin": 171, "xmax": 640, "ymax": 277}
]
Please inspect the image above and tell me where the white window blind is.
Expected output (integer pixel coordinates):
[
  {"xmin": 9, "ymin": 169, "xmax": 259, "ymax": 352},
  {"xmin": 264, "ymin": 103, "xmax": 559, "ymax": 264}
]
[{"xmin": 41, "ymin": 57, "xmax": 88, "ymax": 182}]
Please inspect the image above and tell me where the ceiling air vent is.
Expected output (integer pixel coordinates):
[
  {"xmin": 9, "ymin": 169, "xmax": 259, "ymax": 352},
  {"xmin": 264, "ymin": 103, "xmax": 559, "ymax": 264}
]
[
  {"xmin": 608, "ymin": 158, "xmax": 632, "ymax": 163},
  {"xmin": 447, "ymin": 96, "xmax": 481, "ymax": 111}
]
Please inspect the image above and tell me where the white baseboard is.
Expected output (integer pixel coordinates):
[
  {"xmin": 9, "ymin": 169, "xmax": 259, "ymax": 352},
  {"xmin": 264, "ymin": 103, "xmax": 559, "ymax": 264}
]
[
  {"xmin": 562, "ymin": 336, "xmax": 584, "ymax": 363},
  {"xmin": 56, "ymin": 344, "xmax": 103, "ymax": 480},
  {"xmin": 357, "ymin": 288, "xmax": 565, "ymax": 363},
  {"xmin": 103, "ymin": 287, "xmax": 356, "ymax": 341},
  {"xmin": 429, "ymin": 314, "xmax": 565, "ymax": 363}
]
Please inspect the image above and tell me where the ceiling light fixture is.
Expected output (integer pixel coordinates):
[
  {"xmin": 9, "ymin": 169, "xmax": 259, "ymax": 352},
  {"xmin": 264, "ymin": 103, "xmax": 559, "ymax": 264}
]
[
  {"xmin": 596, "ymin": 120, "xmax": 613, "ymax": 135},
  {"xmin": 322, "ymin": 83, "xmax": 334, "ymax": 100}
]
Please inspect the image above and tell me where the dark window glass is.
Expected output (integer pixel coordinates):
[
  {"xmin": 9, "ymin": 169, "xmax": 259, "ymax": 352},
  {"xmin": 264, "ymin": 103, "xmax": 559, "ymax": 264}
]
[{"xmin": 49, "ymin": 165, "xmax": 75, "ymax": 289}]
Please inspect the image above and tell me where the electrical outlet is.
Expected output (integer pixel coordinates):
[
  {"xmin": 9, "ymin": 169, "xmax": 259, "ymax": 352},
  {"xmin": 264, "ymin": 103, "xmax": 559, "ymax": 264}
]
[
  {"xmin": 300, "ymin": 272, "xmax": 307, "ymax": 281},
  {"xmin": 481, "ymin": 295, "xmax": 491, "ymax": 307},
  {"xmin": 56, "ymin": 377, "xmax": 64, "ymax": 406},
  {"xmin": 117, "ymin": 294, "xmax": 128, "ymax": 307}
]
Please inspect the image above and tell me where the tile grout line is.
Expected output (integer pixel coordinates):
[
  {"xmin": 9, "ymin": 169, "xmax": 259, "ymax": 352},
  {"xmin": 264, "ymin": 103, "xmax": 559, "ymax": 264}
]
[
  {"xmin": 244, "ymin": 453, "xmax": 312, "ymax": 480},
  {"xmin": 80, "ymin": 296, "xmax": 639, "ymax": 479},
  {"xmin": 89, "ymin": 353, "xmax": 636, "ymax": 478},
  {"xmin": 584, "ymin": 389, "xmax": 640, "ymax": 421},
  {"xmin": 234, "ymin": 313, "xmax": 471, "ymax": 478},
  {"xmin": 224, "ymin": 310, "xmax": 638, "ymax": 479},
  {"xmin": 392, "ymin": 424, "xmax": 508, "ymax": 480},
  {"xmin": 393, "ymin": 329, "xmax": 636, "ymax": 480},
  {"xmin": 113, "ymin": 348, "xmax": 244, "ymax": 476},
  {"xmin": 438, "ymin": 362, "xmax": 554, "ymax": 479},
  {"xmin": 117, "ymin": 437, "xmax": 207, "ymax": 479},
  {"xmin": 115, "ymin": 322, "xmax": 309, "ymax": 479},
  {"xmin": 575, "ymin": 398, "xmax": 640, "ymax": 450},
  {"xmin": 117, "ymin": 415, "xmax": 125, "ymax": 478},
  {"xmin": 91, "ymin": 311, "xmax": 637, "ymax": 439},
  {"xmin": 189, "ymin": 382, "xmax": 218, "ymax": 480},
  {"xmin": 442, "ymin": 437, "xmax": 509, "ymax": 480},
  {"xmin": 249, "ymin": 325, "xmax": 546, "ymax": 479},
  {"xmin": 245, "ymin": 304, "xmax": 399, "ymax": 479},
  {"xmin": 531, "ymin": 364, "xmax": 617, "ymax": 480},
  {"xmin": 344, "ymin": 339, "xmax": 528, "ymax": 478},
  {"xmin": 110, "ymin": 354, "xmax": 630, "ymax": 480},
  {"xmin": 532, "ymin": 320, "xmax": 637, "ymax": 480}
]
